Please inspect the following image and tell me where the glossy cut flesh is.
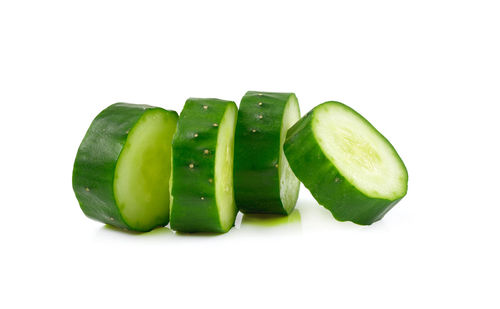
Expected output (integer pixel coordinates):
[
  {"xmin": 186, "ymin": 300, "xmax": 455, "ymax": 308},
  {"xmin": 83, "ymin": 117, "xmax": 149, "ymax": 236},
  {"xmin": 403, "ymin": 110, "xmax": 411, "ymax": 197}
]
[
  {"xmin": 170, "ymin": 98, "xmax": 238, "ymax": 233},
  {"xmin": 72, "ymin": 103, "xmax": 178, "ymax": 232},
  {"xmin": 279, "ymin": 95, "xmax": 301, "ymax": 213},
  {"xmin": 284, "ymin": 101, "xmax": 408, "ymax": 225},
  {"xmin": 114, "ymin": 110, "xmax": 177, "ymax": 231},
  {"xmin": 313, "ymin": 103, "xmax": 406, "ymax": 199},
  {"xmin": 215, "ymin": 105, "xmax": 237, "ymax": 230},
  {"xmin": 233, "ymin": 91, "xmax": 300, "ymax": 215}
]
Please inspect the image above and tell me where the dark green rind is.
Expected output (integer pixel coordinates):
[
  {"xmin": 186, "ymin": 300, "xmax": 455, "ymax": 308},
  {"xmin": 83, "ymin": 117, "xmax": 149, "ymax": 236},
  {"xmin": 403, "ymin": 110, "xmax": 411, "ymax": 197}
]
[
  {"xmin": 170, "ymin": 98, "xmax": 237, "ymax": 233},
  {"xmin": 72, "ymin": 103, "xmax": 178, "ymax": 232},
  {"xmin": 283, "ymin": 102, "xmax": 408, "ymax": 225},
  {"xmin": 234, "ymin": 91, "xmax": 299, "ymax": 215}
]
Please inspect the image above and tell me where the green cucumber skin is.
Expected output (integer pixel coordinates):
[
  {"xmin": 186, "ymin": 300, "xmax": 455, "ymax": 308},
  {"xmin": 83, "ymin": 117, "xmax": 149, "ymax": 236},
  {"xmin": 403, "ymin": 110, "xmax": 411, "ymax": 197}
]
[
  {"xmin": 234, "ymin": 91, "xmax": 297, "ymax": 215},
  {"xmin": 170, "ymin": 98, "xmax": 237, "ymax": 233},
  {"xmin": 72, "ymin": 103, "xmax": 178, "ymax": 232},
  {"xmin": 283, "ymin": 103, "xmax": 406, "ymax": 225}
]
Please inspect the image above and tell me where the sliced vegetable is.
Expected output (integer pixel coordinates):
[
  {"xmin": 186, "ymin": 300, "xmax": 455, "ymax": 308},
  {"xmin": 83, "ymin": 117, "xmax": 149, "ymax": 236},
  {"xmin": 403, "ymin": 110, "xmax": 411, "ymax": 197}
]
[
  {"xmin": 72, "ymin": 103, "xmax": 178, "ymax": 232},
  {"xmin": 170, "ymin": 98, "xmax": 238, "ymax": 233},
  {"xmin": 234, "ymin": 91, "xmax": 301, "ymax": 215},
  {"xmin": 284, "ymin": 101, "xmax": 408, "ymax": 225}
]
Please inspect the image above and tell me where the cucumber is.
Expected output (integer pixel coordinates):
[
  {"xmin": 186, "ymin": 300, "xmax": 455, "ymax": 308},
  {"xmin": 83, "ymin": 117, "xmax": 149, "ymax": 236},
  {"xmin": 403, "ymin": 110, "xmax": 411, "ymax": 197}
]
[
  {"xmin": 72, "ymin": 103, "xmax": 178, "ymax": 232},
  {"xmin": 284, "ymin": 101, "xmax": 408, "ymax": 225},
  {"xmin": 234, "ymin": 91, "xmax": 301, "ymax": 215},
  {"xmin": 170, "ymin": 98, "xmax": 238, "ymax": 233}
]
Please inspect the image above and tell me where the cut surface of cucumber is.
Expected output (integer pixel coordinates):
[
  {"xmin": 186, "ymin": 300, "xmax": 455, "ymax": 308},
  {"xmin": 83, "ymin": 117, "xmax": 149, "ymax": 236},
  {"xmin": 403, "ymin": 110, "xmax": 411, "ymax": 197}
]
[
  {"xmin": 234, "ymin": 91, "xmax": 300, "ymax": 215},
  {"xmin": 72, "ymin": 103, "xmax": 178, "ymax": 232},
  {"xmin": 114, "ymin": 110, "xmax": 177, "ymax": 230},
  {"xmin": 313, "ymin": 103, "xmax": 406, "ymax": 199},
  {"xmin": 170, "ymin": 98, "xmax": 238, "ymax": 233},
  {"xmin": 284, "ymin": 101, "xmax": 408, "ymax": 225},
  {"xmin": 215, "ymin": 104, "xmax": 237, "ymax": 229},
  {"xmin": 279, "ymin": 94, "xmax": 301, "ymax": 212}
]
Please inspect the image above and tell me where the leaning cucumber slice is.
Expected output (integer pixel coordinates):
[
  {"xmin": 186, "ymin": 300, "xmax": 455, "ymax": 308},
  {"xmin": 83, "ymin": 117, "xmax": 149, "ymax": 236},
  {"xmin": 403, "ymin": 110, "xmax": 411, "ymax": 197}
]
[
  {"xmin": 72, "ymin": 103, "xmax": 178, "ymax": 232},
  {"xmin": 234, "ymin": 91, "xmax": 300, "ymax": 215},
  {"xmin": 284, "ymin": 101, "xmax": 408, "ymax": 225},
  {"xmin": 170, "ymin": 98, "xmax": 238, "ymax": 233}
]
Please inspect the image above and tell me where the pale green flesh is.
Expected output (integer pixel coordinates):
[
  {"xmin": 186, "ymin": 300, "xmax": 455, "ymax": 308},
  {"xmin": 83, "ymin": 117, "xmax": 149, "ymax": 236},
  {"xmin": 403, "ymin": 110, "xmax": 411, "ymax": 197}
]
[
  {"xmin": 114, "ymin": 110, "xmax": 177, "ymax": 231},
  {"xmin": 279, "ymin": 95, "xmax": 301, "ymax": 213},
  {"xmin": 312, "ymin": 102, "xmax": 407, "ymax": 200},
  {"xmin": 215, "ymin": 104, "xmax": 238, "ymax": 231}
]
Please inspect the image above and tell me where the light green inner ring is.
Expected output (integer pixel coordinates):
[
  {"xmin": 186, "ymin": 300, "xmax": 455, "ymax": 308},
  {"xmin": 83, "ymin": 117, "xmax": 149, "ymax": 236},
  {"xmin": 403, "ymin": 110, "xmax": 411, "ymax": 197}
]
[
  {"xmin": 215, "ymin": 104, "xmax": 238, "ymax": 231},
  {"xmin": 312, "ymin": 102, "xmax": 407, "ymax": 200},
  {"xmin": 279, "ymin": 95, "xmax": 301, "ymax": 213},
  {"xmin": 114, "ymin": 109, "xmax": 176, "ymax": 231}
]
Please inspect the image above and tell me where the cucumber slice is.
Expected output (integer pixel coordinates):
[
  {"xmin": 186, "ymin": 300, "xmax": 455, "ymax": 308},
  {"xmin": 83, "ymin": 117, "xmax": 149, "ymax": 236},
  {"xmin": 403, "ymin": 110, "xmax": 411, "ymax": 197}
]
[
  {"xmin": 72, "ymin": 103, "xmax": 178, "ymax": 232},
  {"xmin": 284, "ymin": 101, "xmax": 408, "ymax": 225},
  {"xmin": 170, "ymin": 98, "xmax": 238, "ymax": 233},
  {"xmin": 234, "ymin": 91, "xmax": 301, "ymax": 215}
]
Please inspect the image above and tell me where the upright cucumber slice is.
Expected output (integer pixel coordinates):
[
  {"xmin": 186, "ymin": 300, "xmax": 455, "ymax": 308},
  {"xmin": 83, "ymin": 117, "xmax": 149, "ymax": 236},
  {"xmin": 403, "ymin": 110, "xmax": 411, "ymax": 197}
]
[
  {"xmin": 170, "ymin": 98, "xmax": 238, "ymax": 233},
  {"xmin": 234, "ymin": 91, "xmax": 301, "ymax": 215},
  {"xmin": 72, "ymin": 103, "xmax": 178, "ymax": 232},
  {"xmin": 284, "ymin": 101, "xmax": 408, "ymax": 225}
]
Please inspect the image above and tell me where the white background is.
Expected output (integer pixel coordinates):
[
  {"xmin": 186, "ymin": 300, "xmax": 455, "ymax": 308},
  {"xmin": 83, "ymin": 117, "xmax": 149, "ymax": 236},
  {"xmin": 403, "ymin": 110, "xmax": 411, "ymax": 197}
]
[{"xmin": 1, "ymin": 0, "xmax": 499, "ymax": 308}]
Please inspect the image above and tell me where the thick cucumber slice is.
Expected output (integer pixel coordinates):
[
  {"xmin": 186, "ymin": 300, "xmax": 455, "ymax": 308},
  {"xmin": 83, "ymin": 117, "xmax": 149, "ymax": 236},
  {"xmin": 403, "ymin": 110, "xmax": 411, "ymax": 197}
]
[
  {"xmin": 284, "ymin": 101, "xmax": 408, "ymax": 225},
  {"xmin": 72, "ymin": 103, "xmax": 178, "ymax": 232},
  {"xmin": 234, "ymin": 91, "xmax": 300, "ymax": 215},
  {"xmin": 170, "ymin": 98, "xmax": 238, "ymax": 233}
]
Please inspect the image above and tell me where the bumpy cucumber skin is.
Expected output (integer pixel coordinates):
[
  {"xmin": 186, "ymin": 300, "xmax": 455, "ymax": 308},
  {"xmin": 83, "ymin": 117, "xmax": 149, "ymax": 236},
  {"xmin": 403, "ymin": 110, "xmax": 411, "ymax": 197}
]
[
  {"xmin": 283, "ymin": 102, "xmax": 407, "ymax": 225},
  {"xmin": 170, "ymin": 98, "xmax": 237, "ymax": 233},
  {"xmin": 72, "ymin": 103, "xmax": 178, "ymax": 232},
  {"xmin": 234, "ymin": 91, "xmax": 299, "ymax": 215}
]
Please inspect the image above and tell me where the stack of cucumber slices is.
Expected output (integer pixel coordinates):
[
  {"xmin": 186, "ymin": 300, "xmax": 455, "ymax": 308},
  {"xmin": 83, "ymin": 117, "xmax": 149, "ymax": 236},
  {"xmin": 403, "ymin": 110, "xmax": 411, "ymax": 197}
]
[{"xmin": 73, "ymin": 92, "xmax": 408, "ymax": 233}]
